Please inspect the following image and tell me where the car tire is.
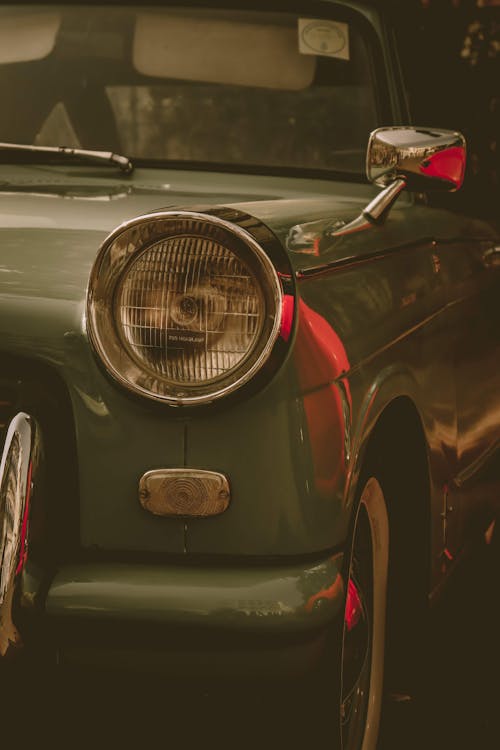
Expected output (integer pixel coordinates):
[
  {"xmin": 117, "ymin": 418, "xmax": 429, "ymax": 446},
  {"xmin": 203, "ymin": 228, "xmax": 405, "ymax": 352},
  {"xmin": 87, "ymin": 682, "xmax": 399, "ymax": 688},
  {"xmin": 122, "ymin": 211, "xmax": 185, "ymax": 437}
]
[{"xmin": 339, "ymin": 475, "xmax": 389, "ymax": 750}]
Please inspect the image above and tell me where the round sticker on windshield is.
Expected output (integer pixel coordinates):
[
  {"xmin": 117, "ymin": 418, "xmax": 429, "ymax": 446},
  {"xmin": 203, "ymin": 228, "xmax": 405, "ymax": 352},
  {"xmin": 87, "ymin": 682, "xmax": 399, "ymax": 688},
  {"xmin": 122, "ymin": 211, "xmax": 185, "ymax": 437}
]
[{"xmin": 298, "ymin": 19, "xmax": 350, "ymax": 60}]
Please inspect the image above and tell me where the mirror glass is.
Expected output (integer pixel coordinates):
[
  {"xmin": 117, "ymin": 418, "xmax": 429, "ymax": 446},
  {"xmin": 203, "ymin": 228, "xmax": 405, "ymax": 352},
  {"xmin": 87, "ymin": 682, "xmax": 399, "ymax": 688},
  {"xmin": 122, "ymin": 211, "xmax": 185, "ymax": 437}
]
[{"xmin": 367, "ymin": 127, "xmax": 466, "ymax": 191}]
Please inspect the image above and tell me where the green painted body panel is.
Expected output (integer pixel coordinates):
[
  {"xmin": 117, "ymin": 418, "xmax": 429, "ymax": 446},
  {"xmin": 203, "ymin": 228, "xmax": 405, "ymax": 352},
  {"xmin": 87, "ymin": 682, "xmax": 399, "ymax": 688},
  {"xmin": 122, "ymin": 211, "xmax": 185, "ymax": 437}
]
[
  {"xmin": 0, "ymin": 3, "xmax": 499, "ymax": 656},
  {"xmin": 0, "ymin": 166, "xmax": 379, "ymax": 557},
  {"xmin": 1, "ymin": 164, "xmax": 499, "ymax": 574},
  {"xmin": 0, "ymin": 1, "xmax": 498, "ymax": 702}
]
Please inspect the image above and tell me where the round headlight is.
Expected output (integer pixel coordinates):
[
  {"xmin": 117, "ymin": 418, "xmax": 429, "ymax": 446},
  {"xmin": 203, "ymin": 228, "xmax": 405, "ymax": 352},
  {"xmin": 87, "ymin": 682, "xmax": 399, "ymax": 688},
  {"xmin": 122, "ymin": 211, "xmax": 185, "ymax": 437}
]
[{"xmin": 87, "ymin": 211, "xmax": 285, "ymax": 405}]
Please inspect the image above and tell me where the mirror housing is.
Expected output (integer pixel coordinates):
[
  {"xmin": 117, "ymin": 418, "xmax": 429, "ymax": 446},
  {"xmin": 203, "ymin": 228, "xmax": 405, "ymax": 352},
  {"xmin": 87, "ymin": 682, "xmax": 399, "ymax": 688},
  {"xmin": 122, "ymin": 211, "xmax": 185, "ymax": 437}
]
[{"xmin": 367, "ymin": 127, "xmax": 466, "ymax": 192}]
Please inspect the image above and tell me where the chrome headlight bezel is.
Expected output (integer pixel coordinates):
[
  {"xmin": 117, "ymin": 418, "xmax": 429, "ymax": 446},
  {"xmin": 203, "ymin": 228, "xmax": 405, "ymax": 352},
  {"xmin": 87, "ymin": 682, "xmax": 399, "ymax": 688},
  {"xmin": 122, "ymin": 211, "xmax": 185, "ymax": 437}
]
[{"xmin": 87, "ymin": 210, "xmax": 290, "ymax": 406}]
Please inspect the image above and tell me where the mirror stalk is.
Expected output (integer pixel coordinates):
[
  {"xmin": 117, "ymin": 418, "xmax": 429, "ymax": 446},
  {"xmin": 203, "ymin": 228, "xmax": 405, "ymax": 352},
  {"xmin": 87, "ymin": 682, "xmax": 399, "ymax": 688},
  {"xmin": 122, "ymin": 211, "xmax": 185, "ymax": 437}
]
[
  {"xmin": 363, "ymin": 178, "xmax": 407, "ymax": 222},
  {"xmin": 330, "ymin": 178, "xmax": 406, "ymax": 238}
]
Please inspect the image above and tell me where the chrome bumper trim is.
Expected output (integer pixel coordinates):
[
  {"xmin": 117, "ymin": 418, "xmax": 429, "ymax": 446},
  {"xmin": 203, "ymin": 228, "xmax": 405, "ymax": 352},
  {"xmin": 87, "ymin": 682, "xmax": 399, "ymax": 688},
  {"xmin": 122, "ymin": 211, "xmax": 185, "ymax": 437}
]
[{"xmin": 45, "ymin": 554, "xmax": 345, "ymax": 634}]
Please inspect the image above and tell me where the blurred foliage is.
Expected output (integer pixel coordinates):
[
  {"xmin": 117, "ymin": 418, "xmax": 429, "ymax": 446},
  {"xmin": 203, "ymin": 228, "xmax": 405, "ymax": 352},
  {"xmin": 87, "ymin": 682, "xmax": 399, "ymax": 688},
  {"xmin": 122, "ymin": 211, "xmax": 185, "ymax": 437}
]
[{"xmin": 389, "ymin": 0, "xmax": 499, "ymax": 219}]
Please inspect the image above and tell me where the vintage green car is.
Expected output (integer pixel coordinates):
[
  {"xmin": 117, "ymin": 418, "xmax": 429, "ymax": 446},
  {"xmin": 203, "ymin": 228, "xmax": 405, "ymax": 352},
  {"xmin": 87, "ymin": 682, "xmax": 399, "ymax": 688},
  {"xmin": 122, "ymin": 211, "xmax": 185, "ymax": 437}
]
[{"xmin": 0, "ymin": 1, "xmax": 499, "ymax": 746}]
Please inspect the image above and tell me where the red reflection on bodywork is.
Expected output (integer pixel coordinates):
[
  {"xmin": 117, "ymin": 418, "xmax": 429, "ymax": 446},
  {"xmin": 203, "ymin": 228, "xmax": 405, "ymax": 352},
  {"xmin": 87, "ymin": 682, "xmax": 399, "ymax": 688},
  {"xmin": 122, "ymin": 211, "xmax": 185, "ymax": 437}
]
[
  {"xmin": 16, "ymin": 460, "xmax": 32, "ymax": 575},
  {"xmin": 420, "ymin": 146, "xmax": 465, "ymax": 189},
  {"xmin": 280, "ymin": 294, "xmax": 294, "ymax": 342},
  {"xmin": 294, "ymin": 300, "xmax": 351, "ymax": 497},
  {"xmin": 345, "ymin": 579, "xmax": 362, "ymax": 632},
  {"xmin": 305, "ymin": 572, "xmax": 344, "ymax": 613},
  {"xmin": 295, "ymin": 301, "xmax": 350, "ymax": 389}
]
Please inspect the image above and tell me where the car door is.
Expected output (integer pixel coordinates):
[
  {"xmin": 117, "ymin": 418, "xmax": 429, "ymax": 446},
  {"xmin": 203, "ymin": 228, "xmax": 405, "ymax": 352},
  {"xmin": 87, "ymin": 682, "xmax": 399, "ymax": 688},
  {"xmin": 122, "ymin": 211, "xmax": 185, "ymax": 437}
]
[{"xmin": 440, "ymin": 227, "xmax": 500, "ymax": 540}]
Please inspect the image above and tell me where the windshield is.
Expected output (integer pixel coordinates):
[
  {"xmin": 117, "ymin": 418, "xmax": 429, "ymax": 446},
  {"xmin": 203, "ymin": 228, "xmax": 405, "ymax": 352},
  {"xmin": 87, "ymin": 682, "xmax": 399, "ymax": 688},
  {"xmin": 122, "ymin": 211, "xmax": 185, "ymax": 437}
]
[{"xmin": 0, "ymin": 4, "xmax": 380, "ymax": 177}]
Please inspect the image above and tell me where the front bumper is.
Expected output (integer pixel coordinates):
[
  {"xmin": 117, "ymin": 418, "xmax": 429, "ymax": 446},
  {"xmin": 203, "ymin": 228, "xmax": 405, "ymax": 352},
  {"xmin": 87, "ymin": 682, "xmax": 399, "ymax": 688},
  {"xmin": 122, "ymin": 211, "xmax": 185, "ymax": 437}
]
[{"xmin": 22, "ymin": 553, "xmax": 345, "ymax": 679}]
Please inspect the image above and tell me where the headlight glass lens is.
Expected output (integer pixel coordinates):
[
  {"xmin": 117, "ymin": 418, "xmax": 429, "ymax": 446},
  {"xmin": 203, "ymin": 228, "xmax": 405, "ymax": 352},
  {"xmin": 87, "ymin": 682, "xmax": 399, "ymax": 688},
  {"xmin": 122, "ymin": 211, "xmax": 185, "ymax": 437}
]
[
  {"xmin": 116, "ymin": 236, "xmax": 264, "ymax": 385},
  {"xmin": 87, "ymin": 212, "xmax": 284, "ymax": 405}
]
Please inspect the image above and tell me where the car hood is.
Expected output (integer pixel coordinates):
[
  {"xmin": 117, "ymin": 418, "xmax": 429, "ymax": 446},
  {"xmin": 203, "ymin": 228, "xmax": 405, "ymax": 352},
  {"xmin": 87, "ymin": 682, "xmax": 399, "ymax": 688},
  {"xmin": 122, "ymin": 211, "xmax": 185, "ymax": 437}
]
[
  {"xmin": 1, "ymin": 163, "xmax": 488, "ymax": 309},
  {"xmin": 0, "ymin": 164, "xmax": 387, "ymax": 303}
]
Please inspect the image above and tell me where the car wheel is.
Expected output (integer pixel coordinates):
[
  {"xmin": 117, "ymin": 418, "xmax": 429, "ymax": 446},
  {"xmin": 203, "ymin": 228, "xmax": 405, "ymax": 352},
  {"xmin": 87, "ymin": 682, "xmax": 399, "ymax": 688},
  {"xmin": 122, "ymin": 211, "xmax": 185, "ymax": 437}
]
[{"xmin": 340, "ymin": 476, "xmax": 389, "ymax": 750}]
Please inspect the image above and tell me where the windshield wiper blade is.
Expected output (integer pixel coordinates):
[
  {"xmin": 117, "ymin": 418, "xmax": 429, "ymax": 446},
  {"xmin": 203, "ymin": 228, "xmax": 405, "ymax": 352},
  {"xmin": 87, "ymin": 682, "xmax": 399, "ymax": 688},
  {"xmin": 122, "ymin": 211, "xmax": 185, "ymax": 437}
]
[{"xmin": 0, "ymin": 142, "xmax": 133, "ymax": 175}]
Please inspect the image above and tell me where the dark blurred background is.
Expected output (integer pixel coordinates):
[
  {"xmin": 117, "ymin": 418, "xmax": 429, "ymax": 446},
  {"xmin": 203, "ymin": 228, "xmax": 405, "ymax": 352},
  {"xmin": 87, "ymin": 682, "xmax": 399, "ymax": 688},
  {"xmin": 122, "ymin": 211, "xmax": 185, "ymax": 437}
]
[
  {"xmin": 389, "ymin": 0, "xmax": 499, "ymax": 221},
  {"xmin": 385, "ymin": 4, "xmax": 500, "ymax": 748}
]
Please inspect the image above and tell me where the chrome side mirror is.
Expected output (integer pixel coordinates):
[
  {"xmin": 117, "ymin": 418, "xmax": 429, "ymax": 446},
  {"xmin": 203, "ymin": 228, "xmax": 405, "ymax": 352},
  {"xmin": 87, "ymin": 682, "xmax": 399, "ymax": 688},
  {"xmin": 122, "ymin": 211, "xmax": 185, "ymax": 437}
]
[
  {"xmin": 367, "ymin": 126, "xmax": 466, "ymax": 192},
  {"xmin": 323, "ymin": 126, "xmax": 466, "ymax": 239}
]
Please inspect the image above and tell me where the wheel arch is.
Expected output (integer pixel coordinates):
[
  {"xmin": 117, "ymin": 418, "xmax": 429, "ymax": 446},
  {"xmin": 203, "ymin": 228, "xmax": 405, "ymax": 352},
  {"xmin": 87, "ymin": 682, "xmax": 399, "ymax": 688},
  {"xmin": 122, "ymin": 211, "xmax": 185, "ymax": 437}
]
[
  {"xmin": 345, "ymin": 365, "xmax": 432, "ymax": 578},
  {"xmin": 360, "ymin": 395, "xmax": 431, "ymax": 584},
  {"xmin": 0, "ymin": 355, "xmax": 80, "ymax": 559},
  {"xmin": 352, "ymin": 394, "xmax": 432, "ymax": 696}
]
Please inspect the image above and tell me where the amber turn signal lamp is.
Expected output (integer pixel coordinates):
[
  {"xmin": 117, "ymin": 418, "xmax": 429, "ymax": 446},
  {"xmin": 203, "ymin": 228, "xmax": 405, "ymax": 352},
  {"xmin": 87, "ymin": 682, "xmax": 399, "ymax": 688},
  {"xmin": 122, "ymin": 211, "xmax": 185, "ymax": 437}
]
[{"xmin": 139, "ymin": 468, "xmax": 230, "ymax": 518}]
